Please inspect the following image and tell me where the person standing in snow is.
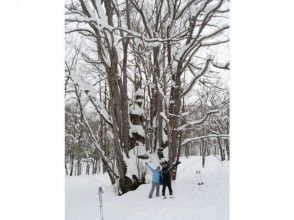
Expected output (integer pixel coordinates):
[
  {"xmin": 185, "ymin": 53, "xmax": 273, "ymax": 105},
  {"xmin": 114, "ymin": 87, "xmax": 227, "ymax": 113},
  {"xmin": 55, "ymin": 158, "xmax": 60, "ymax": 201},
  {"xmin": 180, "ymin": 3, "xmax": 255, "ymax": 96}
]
[
  {"xmin": 161, "ymin": 161, "xmax": 181, "ymax": 198},
  {"xmin": 145, "ymin": 162, "xmax": 161, "ymax": 198}
]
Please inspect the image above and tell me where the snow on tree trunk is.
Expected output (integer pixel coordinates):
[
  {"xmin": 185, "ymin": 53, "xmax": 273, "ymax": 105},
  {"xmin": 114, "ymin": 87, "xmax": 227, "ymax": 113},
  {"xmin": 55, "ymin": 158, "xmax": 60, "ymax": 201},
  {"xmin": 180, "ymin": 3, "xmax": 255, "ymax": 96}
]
[{"xmin": 128, "ymin": 88, "xmax": 148, "ymax": 181}]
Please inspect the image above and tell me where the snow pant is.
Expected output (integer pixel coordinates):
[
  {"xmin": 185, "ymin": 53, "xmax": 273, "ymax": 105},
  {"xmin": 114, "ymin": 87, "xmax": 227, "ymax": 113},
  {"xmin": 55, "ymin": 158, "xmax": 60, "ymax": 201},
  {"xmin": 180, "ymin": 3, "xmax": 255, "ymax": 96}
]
[
  {"xmin": 162, "ymin": 182, "xmax": 173, "ymax": 196},
  {"xmin": 149, "ymin": 182, "xmax": 160, "ymax": 198}
]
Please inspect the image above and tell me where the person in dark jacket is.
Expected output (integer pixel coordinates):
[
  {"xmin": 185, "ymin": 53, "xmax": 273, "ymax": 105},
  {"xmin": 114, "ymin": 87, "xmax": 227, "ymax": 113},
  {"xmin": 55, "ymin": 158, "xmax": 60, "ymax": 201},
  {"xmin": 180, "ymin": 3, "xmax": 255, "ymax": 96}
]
[{"xmin": 161, "ymin": 161, "xmax": 181, "ymax": 198}]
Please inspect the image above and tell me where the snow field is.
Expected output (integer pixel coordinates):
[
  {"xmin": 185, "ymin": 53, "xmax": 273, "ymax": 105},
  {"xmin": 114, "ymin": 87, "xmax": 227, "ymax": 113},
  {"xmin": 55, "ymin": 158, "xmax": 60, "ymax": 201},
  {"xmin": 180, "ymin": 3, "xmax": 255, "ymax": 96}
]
[{"xmin": 66, "ymin": 156, "xmax": 229, "ymax": 220}]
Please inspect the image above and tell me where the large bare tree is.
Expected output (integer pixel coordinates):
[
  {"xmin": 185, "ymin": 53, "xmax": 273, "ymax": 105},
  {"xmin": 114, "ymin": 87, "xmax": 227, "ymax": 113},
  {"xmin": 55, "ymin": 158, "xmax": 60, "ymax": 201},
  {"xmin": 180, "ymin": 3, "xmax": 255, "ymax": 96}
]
[{"xmin": 65, "ymin": 0, "xmax": 229, "ymax": 194}]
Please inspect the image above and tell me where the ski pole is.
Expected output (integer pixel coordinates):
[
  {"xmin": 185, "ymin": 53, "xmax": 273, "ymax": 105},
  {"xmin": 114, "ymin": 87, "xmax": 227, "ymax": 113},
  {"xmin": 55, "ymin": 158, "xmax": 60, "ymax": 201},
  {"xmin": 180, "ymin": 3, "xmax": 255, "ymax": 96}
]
[
  {"xmin": 98, "ymin": 186, "xmax": 104, "ymax": 220},
  {"xmin": 196, "ymin": 170, "xmax": 200, "ymax": 185},
  {"xmin": 199, "ymin": 171, "xmax": 204, "ymax": 185}
]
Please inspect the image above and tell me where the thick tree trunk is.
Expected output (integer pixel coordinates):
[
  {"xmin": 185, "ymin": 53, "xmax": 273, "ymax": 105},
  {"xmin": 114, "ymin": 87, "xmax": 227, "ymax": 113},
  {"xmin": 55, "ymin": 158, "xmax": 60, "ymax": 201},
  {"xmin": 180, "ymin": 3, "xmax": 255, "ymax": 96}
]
[
  {"xmin": 86, "ymin": 163, "xmax": 90, "ymax": 175},
  {"xmin": 169, "ymin": 72, "xmax": 182, "ymax": 163},
  {"xmin": 218, "ymin": 137, "xmax": 226, "ymax": 161},
  {"xmin": 77, "ymin": 160, "xmax": 81, "ymax": 176},
  {"xmin": 202, "ymin": 144, "xmax": 207, "ymax": 168},
  {"xmin": 225, "ymin": 139, "xmax": 230, "ymax": 160},
  {"xmin": 69, "ymin": 154, "xmax": 74, "ymax": 176},
  {"xmin": 65, "ymin": 162, "xmax": 68, "ymax": 176}
]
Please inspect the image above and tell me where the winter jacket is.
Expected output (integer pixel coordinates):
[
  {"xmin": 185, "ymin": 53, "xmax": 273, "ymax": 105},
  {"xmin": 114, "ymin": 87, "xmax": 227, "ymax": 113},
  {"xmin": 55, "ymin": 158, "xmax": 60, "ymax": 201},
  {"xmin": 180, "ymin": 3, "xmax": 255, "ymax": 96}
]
[
  {"xmin": 161, "ymin": 161, "xmax": 181, "ymax": 185},
  {"xmin": 146, "ymin": 164, "xmax": 161, "ymax": 184},
  {"xmin": 161, "ymin": 167, "xmax": 171, "ymax": 184}
]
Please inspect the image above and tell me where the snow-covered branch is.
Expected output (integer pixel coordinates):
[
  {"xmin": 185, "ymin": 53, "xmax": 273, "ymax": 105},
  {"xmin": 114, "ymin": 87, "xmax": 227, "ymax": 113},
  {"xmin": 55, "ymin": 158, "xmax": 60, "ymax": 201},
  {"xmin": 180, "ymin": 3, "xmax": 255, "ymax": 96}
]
[
  {"xmin": 211, "ymin": 60, "xmax": 230, "ymax": 70},
  {"xmin": 86, "ymin": 93, "xmax": 113, "ymax": 126},
  {"xmin": 72, "ymin": 83, "xmax": 119, "ymax": 178},
  {"xmin": 181, "ymin": 58, "xmax": 211, "ymax": 97},
  {"xmin": 177, "ymin": 109, "xmax": 219, "ymax": 131},
  {"xmin": 65, "ymin": 133, "xmax": 79, "ymax": 143},
  {"xmin": 181, "ymin": 134, "xmax": 229, "ymax": 146}
]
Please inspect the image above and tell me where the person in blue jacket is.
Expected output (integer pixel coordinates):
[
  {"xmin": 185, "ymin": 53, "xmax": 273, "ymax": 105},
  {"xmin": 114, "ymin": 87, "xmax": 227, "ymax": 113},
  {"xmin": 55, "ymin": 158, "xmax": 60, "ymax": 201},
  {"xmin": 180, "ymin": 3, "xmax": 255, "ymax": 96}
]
[{"xmin": 145, "ymin": 162, "xmax": 161, "ymax": 198}]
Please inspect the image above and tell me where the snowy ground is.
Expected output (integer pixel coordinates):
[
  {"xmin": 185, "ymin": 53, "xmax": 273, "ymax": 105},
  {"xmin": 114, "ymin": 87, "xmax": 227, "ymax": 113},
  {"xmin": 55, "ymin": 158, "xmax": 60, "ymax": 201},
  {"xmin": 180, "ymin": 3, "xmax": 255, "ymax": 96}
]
[{"xmin": 66, "ymin": 156, "xmax": 229, "ymax": 220}]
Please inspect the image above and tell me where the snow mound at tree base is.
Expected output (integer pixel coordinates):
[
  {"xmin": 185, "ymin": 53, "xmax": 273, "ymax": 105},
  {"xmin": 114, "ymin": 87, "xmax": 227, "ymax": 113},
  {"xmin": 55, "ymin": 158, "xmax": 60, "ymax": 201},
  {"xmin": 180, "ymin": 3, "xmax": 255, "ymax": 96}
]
[{"xmin": 66, "ymin": 156, "xmax": 229, "ymax": 220}]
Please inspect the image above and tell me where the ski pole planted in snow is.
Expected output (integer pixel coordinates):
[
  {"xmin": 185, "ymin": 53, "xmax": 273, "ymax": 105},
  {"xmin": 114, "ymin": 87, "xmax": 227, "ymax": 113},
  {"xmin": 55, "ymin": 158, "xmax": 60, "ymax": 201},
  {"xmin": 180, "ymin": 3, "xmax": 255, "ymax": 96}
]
[
  {"xmin": 196, "ymin": 170, "xmax": 200, "ymax": 185},
  {"xmin": 199, "ymin": 170, "xmax": 204, "ymax": 185},
  {"xmin": 98, "ymin": 186, "xmax": 104, "ymax": 220},
  {"xmin": 196, "ymin": 170, "xmax": 204, "ymax": 185}
]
